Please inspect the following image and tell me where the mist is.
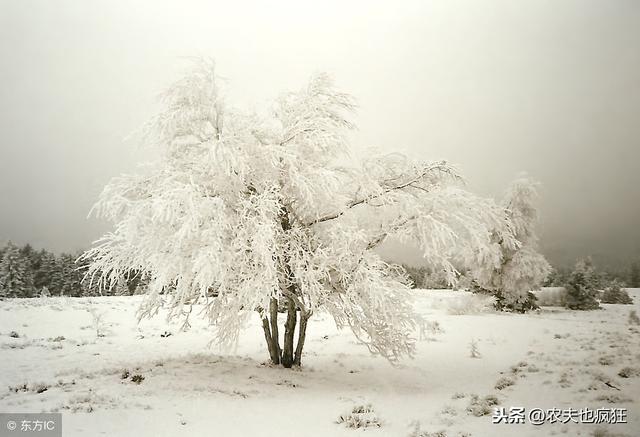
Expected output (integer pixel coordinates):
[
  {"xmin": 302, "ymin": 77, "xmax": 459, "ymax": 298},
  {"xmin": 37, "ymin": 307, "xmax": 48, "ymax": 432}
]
[{"xmin": 1, "ymin": 0, "xmax": 639, "ymax": 268}]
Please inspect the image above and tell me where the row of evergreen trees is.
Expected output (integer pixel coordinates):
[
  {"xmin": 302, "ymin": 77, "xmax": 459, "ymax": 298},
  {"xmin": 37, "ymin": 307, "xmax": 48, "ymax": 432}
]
[
  {"xmin": 403, "ymin": 256, "xmax": 635, "ymax": 311},
  {"xmin": 545, "ymin": 260, "xmax": 640, "ymax": 289},
  {"xmin": 2, "ymin": 239, "xmax": 636, "ymax": 305},
  {"xmin": 563, "ymin": 257, "xmax": 634, "ymax": 310},
  {"xmin": 0, "ymin": 242, "xmax": 144, "ymax": 298},
  {"xmin": 404, "ymin": 258, "xmax": 639, "ymax": 292}
]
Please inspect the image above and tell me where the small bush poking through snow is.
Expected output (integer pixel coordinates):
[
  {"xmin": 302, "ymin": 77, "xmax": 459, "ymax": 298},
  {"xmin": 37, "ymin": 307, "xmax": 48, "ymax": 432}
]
[
  {"xmin": 86, "ymin": 306, "xmax": 107, "ymax": 338},
  {"xmin": 419, "ymin": 320, "xmax": 444, "ymax": 341},
  {"xmin": 337, "ymin": 403, "xmax": 381, "ymax": 429},
  {"xmin": 466, "ymin": 394, "xmax": 499, "ymax": 416},
  {"xmin": 9, "ymin": 331, "xmax": 19, "ymax": 338},
  {"xmin": 32, "ymin": 383, "xmax": 49, "ymax": 394},
  {"xmin": 591, "ymin": 426, "xmax": 629, "ymax": 437},
  {"xmin": 426, "ymin": 320, "xmax": 443, "ymax": 334},
  {"xmin": 510, "ymin": 361, "xmax": 530, "ymax": 374},
  {"xmin": 469, "ymin": 339, "xmax": 481, "ymax": 358},
  {"xmin": 440, "ymin": 405, "xmax": 457, "ymax": 417},
  {"xmin": 588, "ymin": 370, "xmax": 623, "ymax": 391},
  {"xmin": 558, "ymin": 372, "xmax": 573, "ymax": 388},
  {"xmin": 494, "ymin": 376, "xmax": 515, "ymax": 390},
  {"xmin": 598, "ymin": 356, "xmax": 615, "ymax": 366},
  {"xmin": 617, "ymin": 367, "xmax": 640, "ymax": 378},
  {"xmin": 8, "ymin": 383, "xmax": 29, "ymax": 393},
  {"xmin": 130, "ymin": 374, "xmax": 145, "ymax": 384},
  {"xmin": 594, "ymin": 393, "xmax": 632, "ymax": 404},
  {"xmin": 8, "ymin": 382, "xmax": 49, "ymax": 394},
  {"xmin": 60, "ymin": 391, "xmax": 118, "ymax": 413},
  {"xmin": 420, "ymin": 320, "xmax": 444, "ymax": 340},
  {"xmin": 407, "ymin": 421, "xmax": 448, "ymax": 437},
  {"xmin": 120, "ymin": 369, "xmax": 131, "ymax": 380}
]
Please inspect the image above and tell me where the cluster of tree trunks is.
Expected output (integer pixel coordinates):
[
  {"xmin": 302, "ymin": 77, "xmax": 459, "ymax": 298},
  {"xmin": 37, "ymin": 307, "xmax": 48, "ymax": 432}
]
[{"xmin": 261, "ymin": 297, "xmax": 310, "ymax": 367}]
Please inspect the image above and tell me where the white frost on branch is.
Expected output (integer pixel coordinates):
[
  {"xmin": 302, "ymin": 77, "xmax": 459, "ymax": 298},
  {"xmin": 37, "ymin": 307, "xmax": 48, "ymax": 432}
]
[
  {"xmin": 82, "ymin": 59, "xmax": 517, "ymax": 363},
  {"xmin": 471, "ymin": 176, "xmax": 551, "ymax": 309}
]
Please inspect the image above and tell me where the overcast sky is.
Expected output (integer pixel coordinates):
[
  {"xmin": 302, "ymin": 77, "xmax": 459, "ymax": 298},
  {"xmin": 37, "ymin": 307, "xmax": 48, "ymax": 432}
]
[{"xmin": 1, "ymin": 0, "xmax": 639, "ymax": 267}]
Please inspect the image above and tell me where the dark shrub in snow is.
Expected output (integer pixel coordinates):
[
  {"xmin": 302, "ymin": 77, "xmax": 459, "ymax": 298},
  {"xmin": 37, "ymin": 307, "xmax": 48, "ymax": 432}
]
[
  {"xmin": 130, "ymin": 374, "xmax": 145, "ymax": 384},
  {"xmin": 600, "ymin": 280, "xmax": 633, "ymax": 304}
]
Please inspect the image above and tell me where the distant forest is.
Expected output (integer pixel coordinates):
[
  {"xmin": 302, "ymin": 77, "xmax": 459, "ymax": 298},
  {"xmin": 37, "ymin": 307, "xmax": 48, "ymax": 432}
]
[
  {"xmin": 400, "ymin": 260, "xmax": 640, "ymax": 290},
  {"xmin": 0, "ymin": 242, "xmax": 145, "ymax": 298},
  {"xmin": 1, "ymin": 241, "xmax": 639, "ymax": 298}
]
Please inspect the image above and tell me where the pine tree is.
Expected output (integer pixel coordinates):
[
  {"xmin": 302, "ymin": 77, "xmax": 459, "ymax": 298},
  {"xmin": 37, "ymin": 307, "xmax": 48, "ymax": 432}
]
[
  {"xmin": 50, "ymin": 254, "xmax": 67, "ymax": 296},
  {"xmin": 544, "ymin": 266, "xmax": 571, "ymax": 287},
  {"xmin": 20, "ymin": 244, "xmax": 39, "ymax": 271},
  {"xmin": 32, "ymin": 249, "xmax": 50, "ymax": 289},
  {"xmin": 579, "ymin": 257, "xmax": 600, "ymax": 289},
  {"xmin": 0, "ymin": 242, "xmax": 35, "ymax": 298},
  {"xmin": 565, "ymin": 258, "xmax": 600, "ymax": 310},
  {"xmin": 37, "ymin": 251, "xmax": 61, "ymax": 295},
  {"xmin": 57, "ymin": 253, "xmax": 85, "ymax": 297}
]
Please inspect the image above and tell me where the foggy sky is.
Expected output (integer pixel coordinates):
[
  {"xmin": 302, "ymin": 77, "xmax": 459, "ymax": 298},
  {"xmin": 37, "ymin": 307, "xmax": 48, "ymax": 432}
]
[{"xmin": 1, "ymin": 0, "xmax": 639, "ymax": 267}]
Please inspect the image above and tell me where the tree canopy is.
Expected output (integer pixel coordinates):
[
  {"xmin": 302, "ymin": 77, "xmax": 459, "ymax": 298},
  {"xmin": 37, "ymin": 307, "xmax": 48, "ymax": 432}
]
[{"xmin": 83, "ymin": 59, "xmax": 523, "ymax": 366}]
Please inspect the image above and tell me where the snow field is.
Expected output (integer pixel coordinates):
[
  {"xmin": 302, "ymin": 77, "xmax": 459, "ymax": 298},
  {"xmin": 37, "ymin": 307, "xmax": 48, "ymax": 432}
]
[{"xmin": 1, "ymin": 290, "xmax": 639, "ymax": 436}]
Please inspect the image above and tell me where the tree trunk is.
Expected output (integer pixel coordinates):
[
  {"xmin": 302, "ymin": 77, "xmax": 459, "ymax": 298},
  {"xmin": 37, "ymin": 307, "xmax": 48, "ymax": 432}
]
[
  {"xmin": 293, "ymin": 312, "xmax": 310, "ymax": 366},
  {"xmin": 281, "ymin": 298, "xmax": 297, "ymax": 368},
  {"xmin": 261, "ymin": 303, "xmax": 312, "ymax": 368},
  {"xmin": 261, "ymin": 316, "xmax": 280, "ymax": 364},
  {"xmin": 269, "ymin": 297, "xmax": 281, "ymax": 365}
]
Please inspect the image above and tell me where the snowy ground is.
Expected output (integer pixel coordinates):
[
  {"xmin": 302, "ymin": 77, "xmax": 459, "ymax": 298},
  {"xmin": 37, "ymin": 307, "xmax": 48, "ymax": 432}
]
[{"xmin": 1, "ymin": 290, "xmax": 639, "ymax": 437}]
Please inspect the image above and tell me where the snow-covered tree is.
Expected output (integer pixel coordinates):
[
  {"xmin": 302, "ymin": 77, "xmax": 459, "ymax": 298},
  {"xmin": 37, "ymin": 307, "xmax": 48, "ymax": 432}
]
[
  {"xmin": 58, "ymin": 253, "xmax": 86, "ymax": 297},
  {"xmin": 33, "ymin": 250, "xmax": 55, "ymax": 291},
  {"xmin": 565, "ymin": 258, "xmax": 600, "ymax": 310},
  {"xmin": 471, "ymin": 177, "xmax": 551, "ymax": 312},
  {"xmin": 600, "ymin": 279, "xmax": 633, "ymax": 304},
  {"xmin": 20, "ymin": 244, "xmax": 40, "ymax": 272},
  {"xmin": 82, "ymin": 59, "xmax": 518, "ymax": 367},
  {"xmin": 576, "ymin": 257, "xmax": 600, "ymax": 288},
  {"xmin": 0, "ymin": 242, "xmax": 35, "ymax": 298}
]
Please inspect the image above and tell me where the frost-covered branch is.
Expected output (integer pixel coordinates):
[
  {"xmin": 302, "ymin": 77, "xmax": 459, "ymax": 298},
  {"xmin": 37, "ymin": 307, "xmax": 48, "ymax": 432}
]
[{"xmin": 307, "ymin": 160, "xmax": 459, "ymax": 226}]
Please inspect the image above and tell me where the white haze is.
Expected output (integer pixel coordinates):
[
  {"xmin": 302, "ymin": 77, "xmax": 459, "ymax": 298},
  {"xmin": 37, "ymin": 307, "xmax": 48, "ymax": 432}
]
[{"xmin": 0, "ymin": 0, "xmax": 639, "ymax": 267}]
